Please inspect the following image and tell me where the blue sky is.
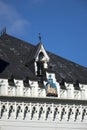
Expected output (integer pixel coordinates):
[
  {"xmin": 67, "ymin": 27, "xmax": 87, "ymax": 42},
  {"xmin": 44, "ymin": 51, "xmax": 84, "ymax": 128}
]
[{"xmin": 0, "ymin": 0, "xmax": 87, "ymax": 67}]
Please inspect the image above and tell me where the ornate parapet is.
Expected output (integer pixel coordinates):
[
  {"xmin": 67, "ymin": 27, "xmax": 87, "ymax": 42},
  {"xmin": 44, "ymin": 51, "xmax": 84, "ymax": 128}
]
[
  {"xmin": 0, "ymin": 97, "xmax": 87, "ymax": 122},
  {"xmin": 0, "ymin": 78, "xmax": 87, "ymax": 100}
]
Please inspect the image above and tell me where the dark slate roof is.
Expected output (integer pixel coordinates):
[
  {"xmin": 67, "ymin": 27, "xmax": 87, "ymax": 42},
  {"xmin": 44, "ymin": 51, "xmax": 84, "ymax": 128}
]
[{"xmin": 0, "ymin": 33, "xmax": 87, "ymax": 84}]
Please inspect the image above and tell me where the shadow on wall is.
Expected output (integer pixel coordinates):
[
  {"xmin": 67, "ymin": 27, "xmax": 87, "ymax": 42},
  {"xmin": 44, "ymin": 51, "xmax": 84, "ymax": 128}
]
[{"xmin": 0, "ymin": 59, "xmax": 9, "ymax": 73}]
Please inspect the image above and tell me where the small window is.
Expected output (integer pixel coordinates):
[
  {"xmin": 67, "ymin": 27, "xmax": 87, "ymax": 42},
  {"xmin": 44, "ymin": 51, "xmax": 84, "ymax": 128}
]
[
  {"xmin": 73, "ymin": 80, "xmax": 80, "ymax": 90},
  {"xmin": 38, "ymin": 77, "xmax": 44, "ymax": 88},
  {"xmin": 8, "ymin": 74, "xmax": 15, "ymax": 86},
  {"xmin": 37, "ymin": 61, "xmax": 44, "ymax": 76},
  {"xmin": 59, "ymin": 79, "xmax": 66, "ymax": 90},
  {"xmin": 38, "ymin": 52, "xmax": 44, "ymax": 61},
  {"xmin": 23, "ymin": 76, "xmax": 30, "ymax": 87}
]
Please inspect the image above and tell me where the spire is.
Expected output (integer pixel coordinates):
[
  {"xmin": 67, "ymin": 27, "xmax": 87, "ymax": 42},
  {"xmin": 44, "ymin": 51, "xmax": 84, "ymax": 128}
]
[
  {"xmin": 38, "ymin": 33, "xmax": 42, "ymax": 43},
  {"xmin": 0, "ymin": 27, "xmax": 6, "ymax": 37}
]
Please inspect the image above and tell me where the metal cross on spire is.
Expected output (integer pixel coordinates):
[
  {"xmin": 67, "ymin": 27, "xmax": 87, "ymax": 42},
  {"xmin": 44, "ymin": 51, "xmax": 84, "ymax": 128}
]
[{"xmin": 38, "ymin": 33, "xmax": 42, "ymax": 43}]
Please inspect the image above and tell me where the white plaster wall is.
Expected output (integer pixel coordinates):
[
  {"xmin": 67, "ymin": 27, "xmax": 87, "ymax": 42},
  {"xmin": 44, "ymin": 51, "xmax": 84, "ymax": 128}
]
[
  {"xmin": 0, "ymin": 100, "xmax": 87, "ymax": 130},
  {"xmin": 0, "ymin": 120, "xmax": 87, "ymax": 130}
]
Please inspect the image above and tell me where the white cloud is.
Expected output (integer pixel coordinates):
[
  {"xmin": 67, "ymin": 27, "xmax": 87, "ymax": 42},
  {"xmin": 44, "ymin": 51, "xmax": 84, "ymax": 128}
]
[
  {"xmin": 0, "ymin": 1, "xmax": 30, "ymax": 35},
  {"xmin": 9, "ymin": 19, "xmax": 29, "ymax": 34}
]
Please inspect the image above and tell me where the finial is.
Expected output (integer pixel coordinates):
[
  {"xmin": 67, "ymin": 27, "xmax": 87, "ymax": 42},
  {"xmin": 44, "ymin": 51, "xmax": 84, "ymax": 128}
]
[
  {"xmin": 38, "ymin": 33, "xmax": 42, "ymax": 43},
  {"xmin": 0, "ymin": 27, "xmax": 6, "ymax": 37},
  {"xmin": 3, "ymin": 27, "xmax": 6, "ymax": 34}
]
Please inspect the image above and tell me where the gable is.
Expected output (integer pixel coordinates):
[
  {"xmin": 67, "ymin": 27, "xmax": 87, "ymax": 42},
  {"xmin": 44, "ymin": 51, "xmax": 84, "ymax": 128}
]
[{"xmin": 34, "ymin": 43, "xmax": 49, "ymax": 62}]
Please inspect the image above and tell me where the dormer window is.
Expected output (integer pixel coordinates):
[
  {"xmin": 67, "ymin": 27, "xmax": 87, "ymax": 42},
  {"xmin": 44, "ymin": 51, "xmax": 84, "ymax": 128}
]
[
  {"xmin": 38, "ymin": 52, "xmax": 44, "ymax": 61},
  {"xmin": 34, "ymin": 43, "xmax": 50, "ymax": 78},
  {"xmin": 36, "ymin": 52, "xmax": 46, "ymax": 77},
  {"xmin": 37, "ymin": 60, "xmax": 44, "ymax": 76}
]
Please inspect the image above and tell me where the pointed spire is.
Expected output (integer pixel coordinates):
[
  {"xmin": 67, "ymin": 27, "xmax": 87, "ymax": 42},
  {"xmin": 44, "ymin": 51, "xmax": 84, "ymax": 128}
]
[
  {"xmin": 38, "ymin": 33, "xmax": 42, "ymax": 43},
  {"xmin": 0, "ymin": 27, "xmax": 6, "ymax": 37}
]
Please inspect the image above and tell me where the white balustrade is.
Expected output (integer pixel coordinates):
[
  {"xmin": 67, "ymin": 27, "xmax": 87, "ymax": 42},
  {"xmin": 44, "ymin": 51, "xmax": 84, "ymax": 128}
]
[
  {"xmin": 0, "ymin": 79, "xmax": 87, "ymax": 100},
  {"xmin": 0, "ymin": 101, "xmax": 87, "ymax": 122}
]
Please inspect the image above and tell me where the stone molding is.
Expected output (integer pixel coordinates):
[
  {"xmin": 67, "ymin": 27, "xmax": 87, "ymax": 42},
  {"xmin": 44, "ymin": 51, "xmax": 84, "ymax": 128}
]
[{"xmin": 0, "ymin": 101, "xmax": 87, "ymax": 122}]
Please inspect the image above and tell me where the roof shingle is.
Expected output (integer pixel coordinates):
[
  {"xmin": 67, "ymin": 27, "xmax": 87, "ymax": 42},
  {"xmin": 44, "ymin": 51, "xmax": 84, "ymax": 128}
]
[{"xmin": 0, "ymin": 33, "xmax": 87, "ymax": 84}]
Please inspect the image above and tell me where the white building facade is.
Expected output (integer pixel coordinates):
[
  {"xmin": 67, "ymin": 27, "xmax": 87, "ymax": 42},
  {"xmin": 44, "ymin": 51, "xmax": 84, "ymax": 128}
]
[{"xmin": 0, "ymin": 76, "xmax": 87, "ymax": 130}]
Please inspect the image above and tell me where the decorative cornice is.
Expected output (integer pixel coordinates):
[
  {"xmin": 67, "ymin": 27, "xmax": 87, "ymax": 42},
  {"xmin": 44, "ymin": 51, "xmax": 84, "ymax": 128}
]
[
  {"xmin": 0, "ymin": 96, "xmax": 87, "ymax": 105},
  {"xmin": 0, "ymin": 101, "xmax": 87, "ymax": 122}
]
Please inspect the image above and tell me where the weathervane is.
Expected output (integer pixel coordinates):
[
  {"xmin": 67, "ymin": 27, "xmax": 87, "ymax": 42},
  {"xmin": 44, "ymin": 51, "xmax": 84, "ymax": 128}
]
[{"xmin": 38, "ymin": 33, "xmax": 42, "ymax": 43}]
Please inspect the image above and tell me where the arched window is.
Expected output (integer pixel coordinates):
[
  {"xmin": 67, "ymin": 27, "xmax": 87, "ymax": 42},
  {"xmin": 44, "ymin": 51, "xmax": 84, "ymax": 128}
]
[
  {"xmin": 36, "ymin": 52, "xmax": 45, "ymax": 76},
  {"xmin": 38, "ymin": 52, "xmax": 44, "ymax": 61}
]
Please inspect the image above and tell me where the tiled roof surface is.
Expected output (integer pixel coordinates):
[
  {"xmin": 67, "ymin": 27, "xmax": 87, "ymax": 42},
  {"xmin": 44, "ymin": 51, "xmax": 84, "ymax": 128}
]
[{"xmin": 0, "ymin": 34, "xmax": 87, "ymax": 84}]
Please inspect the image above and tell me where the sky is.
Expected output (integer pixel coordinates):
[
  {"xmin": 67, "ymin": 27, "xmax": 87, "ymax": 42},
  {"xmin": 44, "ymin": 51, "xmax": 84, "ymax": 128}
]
[{"xmin": 0, "ymin": 0, "xmax": 87, "ymax": 67}]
